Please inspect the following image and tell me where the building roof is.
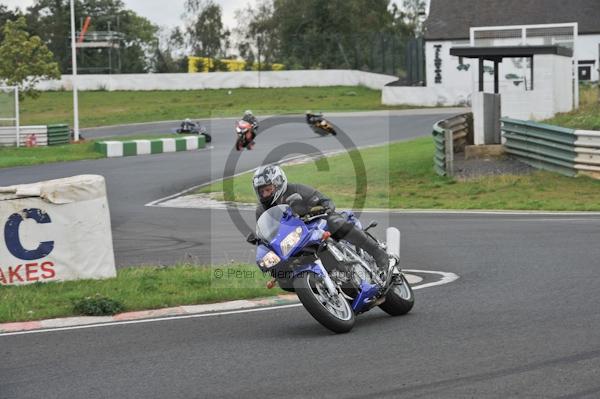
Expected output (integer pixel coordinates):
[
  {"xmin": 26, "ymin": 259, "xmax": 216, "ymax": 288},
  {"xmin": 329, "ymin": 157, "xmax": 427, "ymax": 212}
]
[
  {"xmin": 450, "ymin": 45, "xmax": 573, "ymax": 60},
  {"xmin": 424, "ymin": 0, "xmax": 600, "ymax": 40}
]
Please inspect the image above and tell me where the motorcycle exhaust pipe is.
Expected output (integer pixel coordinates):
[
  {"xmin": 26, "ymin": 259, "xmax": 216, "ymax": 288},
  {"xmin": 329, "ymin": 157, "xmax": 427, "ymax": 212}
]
[{"xmin": 386, "ymin": 227, "xmax": 400, "ymax": 258}]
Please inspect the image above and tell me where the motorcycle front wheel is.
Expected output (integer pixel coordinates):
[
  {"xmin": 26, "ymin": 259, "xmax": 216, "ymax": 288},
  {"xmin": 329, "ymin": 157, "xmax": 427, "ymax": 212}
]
[
  {"xmin": 235, "ymin": 138, "xmax": 243, "ymax": 151},
  {"xmin": 293, "ymin": 272, "xmax": 355, "ymax": 333},
  {"xmin": 202, "ymin": 132, "xmax": 212, "ymax": 143},
  {"xmin": 378, "ymin": 274, "xmax": 414, "ymax": 316}
]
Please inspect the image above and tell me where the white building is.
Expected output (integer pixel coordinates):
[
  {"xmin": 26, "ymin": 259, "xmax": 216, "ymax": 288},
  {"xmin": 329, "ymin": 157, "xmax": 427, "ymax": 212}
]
[{"xmin": 423, "ymin": 0, "xmax": 600, "ymax": 94}]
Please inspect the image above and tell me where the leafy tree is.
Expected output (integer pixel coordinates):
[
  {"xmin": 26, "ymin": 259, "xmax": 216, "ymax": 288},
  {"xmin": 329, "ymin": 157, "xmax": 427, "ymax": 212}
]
[
  {"xmin": 234, "ymin": 0, "xmax": 408, "ymax": 74},
  {"xmin": 0, "ymin": 17, "xmax": 60, "ymax": 99},
  {"xmin": 26, "ymin": 0, "xmax": 158, "ymax": 73},
  {"xmin": 152, "ymin": 27, "xmax": 188, "ymax": 73},
  {"xmin": 185, "ymin": 0, "xmax": 230, "ymax": 59},
  {"xmin": 234, "ymin": 0, "xmax": 279, "ymax": 69},
  {"xmin": 0, "ymin": 5, "xmax": 21, "ymax": 43}
]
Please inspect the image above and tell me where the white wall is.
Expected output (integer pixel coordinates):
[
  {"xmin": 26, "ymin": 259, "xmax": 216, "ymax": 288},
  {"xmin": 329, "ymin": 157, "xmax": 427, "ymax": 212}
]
[
  {"xmin": 35, "ymin": 70, "xmax": 398, "ymax": 92},
  {"xmin": 381, "ymin": 86, "xmax": 471, "ymax": 106},
  {"xmin": 501, "ymin": 54, "xmax": 573, "ymax": 120},
  {"xmin": 576, "ymin": 34, "xmax": 600, "ymax": 82}
]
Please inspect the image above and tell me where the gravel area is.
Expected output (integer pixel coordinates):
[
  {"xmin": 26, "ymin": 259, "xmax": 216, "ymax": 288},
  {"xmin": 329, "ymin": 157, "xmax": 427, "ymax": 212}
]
[{"xmin": 453, "ymin": 153, "xmax": 535, "ymax": 180}]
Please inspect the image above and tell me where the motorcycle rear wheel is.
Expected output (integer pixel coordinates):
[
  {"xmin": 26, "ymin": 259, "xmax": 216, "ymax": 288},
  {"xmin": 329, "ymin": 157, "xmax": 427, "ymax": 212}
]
[
  {"xmin": 293, "ymin": 272, "xmax": 355, "ymax": 333},
  {"xmin": 378, "ymin": 274, "xmax": 414, "ymax": 316}
]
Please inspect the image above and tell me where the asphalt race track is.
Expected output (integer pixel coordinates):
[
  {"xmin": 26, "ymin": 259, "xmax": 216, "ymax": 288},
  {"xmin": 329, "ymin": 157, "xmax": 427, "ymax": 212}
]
[{"xmin": 2, "ymin": 109, "xmax": 600, "ymax": 398}]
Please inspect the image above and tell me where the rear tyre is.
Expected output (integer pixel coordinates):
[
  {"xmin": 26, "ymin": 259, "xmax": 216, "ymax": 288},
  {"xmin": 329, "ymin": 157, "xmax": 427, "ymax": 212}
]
[
  {"xmin": 293, "ymin": 272, "xmax": 355, "ymax": 333},
  {"xmin": 378, "ymin": 274, "xmax": 414, "ymax": 316}
]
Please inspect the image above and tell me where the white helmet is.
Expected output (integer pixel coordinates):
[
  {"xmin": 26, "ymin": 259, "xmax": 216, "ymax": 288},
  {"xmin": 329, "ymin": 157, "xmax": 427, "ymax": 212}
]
[
  {"xmin": 253, "ymin": 165, "xmax": 288, "ymax": 206},
  {"xmin": 244, "ymin": 110, "xmax": 253, "ymax": 117}
]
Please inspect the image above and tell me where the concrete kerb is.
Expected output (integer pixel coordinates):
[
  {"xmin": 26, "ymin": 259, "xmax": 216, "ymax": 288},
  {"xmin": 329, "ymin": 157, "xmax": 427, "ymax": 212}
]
[
  {"xmin": 94, "ymin": 135, "xmax": 206, "ymax": 158},
  {"xmin": 0, "ymin": 294, "xmax": 299, "ymax": 334},
  {"xmin": 0, "ymin": 274, "xmax": 427, "ymax": 334}
]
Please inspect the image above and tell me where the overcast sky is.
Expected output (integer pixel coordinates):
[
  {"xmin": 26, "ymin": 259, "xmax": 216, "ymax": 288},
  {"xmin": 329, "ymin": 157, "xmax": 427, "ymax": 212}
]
[{"xmin": 2, "ymin": 0, "xmax": 254, "ymax": 30}]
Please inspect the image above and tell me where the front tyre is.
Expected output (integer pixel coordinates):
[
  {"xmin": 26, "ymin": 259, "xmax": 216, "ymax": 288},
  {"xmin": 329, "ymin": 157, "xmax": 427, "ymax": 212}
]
[
  {"xmin": 379, "ymin": 274, "xmax": 414, "ymax": 316},
  {"xmin": 202, "ymin": 132, "xmax": 212, "ymax": 143},
  {"xmin": 293, "ymin": 272, "xmax": 355, "ymax": 333}
]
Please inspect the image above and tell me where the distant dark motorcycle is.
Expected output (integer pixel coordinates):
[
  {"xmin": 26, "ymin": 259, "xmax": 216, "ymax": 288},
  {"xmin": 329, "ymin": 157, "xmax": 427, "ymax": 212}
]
[
  {"xmin": 306, "ymin": 113, "xmax": 337, "ymax": 136},
  {"xmin": 176, "ymin": 120, "xmax": 212, "ymax": 143},
  {"xmin": 235, "ymin": 120, "xmax": 256, "ymax": 151}
]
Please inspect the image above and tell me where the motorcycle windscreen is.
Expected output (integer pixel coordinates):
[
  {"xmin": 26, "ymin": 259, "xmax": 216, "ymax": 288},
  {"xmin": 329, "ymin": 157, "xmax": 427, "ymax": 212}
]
[{"xmin": 256, "ymin": 204, "xmax": 289, "ymax": 243}]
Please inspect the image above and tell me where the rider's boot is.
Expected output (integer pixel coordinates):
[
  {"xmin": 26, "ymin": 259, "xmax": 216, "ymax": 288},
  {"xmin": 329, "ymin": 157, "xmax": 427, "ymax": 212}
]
[{"xmin": 339, "ymin": 226, "xmax": 390, "ymax": 273}]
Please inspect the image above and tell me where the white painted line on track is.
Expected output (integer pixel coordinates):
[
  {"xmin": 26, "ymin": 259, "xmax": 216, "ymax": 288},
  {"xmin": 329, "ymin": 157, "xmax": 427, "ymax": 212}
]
[
  {"xmin": 0, "ymin": 270, "xmax": 456, "ymax": 337},
  {"xmin": 404, "ymin": 269, "xmax": 459, "ymax": 290}
]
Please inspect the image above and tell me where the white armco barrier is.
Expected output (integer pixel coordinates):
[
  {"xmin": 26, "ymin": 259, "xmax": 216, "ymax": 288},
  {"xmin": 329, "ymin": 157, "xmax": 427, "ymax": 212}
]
[
  {"xmin": 35, "ymin": 70, "xmax": 398, "ymax": 92},
  {"xmin": 0, "ymin": 175, "xmax": 116, "ymax": 286}
]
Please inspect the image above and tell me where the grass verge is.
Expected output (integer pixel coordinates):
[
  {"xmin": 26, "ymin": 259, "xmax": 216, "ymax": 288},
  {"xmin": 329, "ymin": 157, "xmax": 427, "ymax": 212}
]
[
  {"xmin": 20, "ymin": 86, "xmax": 418, "ymax": 128},
  {"xmin": 198, "ymin": 137, "xmax": 600, "ymax": 211},
  {"xmin": 545, "ymin": 83, "xmax": 600, "ymax": 130},
  {"xmin": 0, "ymin": 133, "xmax": 194, "ymax": 169},
  {"xmin": 0, "ymin": 264, "xmax": 282, "ymax": 323}
]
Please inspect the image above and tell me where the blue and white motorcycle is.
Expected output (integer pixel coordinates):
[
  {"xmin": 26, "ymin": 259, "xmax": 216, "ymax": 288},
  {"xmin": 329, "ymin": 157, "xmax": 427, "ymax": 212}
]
[{"xmin": 247, "ymin": 196, "xmax": 414, "ymax": 333}]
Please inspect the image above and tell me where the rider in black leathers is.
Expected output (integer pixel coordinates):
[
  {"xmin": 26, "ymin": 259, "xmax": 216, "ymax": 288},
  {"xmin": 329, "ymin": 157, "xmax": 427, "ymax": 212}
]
[
  {"xmin": 180, "ymin": 118, "xmax": 196, "ymax": 132},
  {"xmin": 305, "ymin": 110, "xmax": 323, "ymax": 126},
  {"xmin": 242, "ymin": 110, "xmax": 259, "ymax": 143},
  {"xmin": 252, "ymin": 165, "xmax": 390, "ymax": 272}
]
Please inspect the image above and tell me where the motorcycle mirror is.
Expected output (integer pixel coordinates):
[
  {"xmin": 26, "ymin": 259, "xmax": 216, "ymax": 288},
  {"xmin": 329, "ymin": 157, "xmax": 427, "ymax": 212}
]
[{"xmin": 364, "ymin": 220, "xmax": 378, "ymax": 231}]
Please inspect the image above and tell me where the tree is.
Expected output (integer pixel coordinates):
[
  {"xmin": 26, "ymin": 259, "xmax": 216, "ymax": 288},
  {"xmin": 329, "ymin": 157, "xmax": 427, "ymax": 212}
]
[
  {"xmin": 231, "ymin": 0, "xmax": 427, "ymax": 75},
  {"xmin": 26, "ymin": 0, "xmax": 159, "ymax": 73},
  {"xmin": 152, "ymin": 27, "xmax": 188, "ymax": 73},
  {"xmin": 396, "ymin": 0, "xmax": 426, "ymax": 36},
  {"xmin": 185, "ymin": 0, "xmax": 230, "ymax": 59},
  {"xmin": 0, "ymin": 17, "xmax": 60, "ymax": 99},
  {"xmin": 0, "ymin": 5, "xmax": 21, "ymax": 43},
  {"xmin": 234, "ymin": 0, "xmax": 279, "ymax": 69}
]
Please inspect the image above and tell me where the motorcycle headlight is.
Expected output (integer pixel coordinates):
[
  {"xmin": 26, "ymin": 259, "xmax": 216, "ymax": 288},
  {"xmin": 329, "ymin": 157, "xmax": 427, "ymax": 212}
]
[
  {"xmin": 236, "ymin": 127, "xmax": 242, "ymax": 133},
  {"xmin": 259, "ymin": 251, "xmax": 281, "ymax": 269},
  {"xmin": 280, "ymin": 227, "xmax": 303, "ymax": 256}
]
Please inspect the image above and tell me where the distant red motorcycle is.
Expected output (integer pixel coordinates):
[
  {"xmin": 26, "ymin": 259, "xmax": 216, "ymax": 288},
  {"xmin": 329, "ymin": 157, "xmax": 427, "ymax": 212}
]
[{"xmin": 235, "ymin": 120, "xmax": 256, "ymax": 150}]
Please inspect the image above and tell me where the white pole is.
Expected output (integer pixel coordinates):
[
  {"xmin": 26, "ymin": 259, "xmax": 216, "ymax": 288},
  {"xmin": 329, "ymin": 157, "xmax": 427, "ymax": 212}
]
[
  {"xmin": 70, "ymin": 0, "xmax": 80, "ymax": 141},
  {"xmin": 15, "ymin": 86, "xmax": 20, "ymax": 147},
  {"xmin": 573, "ymin": 23, "xmax": 579, "ymax": 109}
]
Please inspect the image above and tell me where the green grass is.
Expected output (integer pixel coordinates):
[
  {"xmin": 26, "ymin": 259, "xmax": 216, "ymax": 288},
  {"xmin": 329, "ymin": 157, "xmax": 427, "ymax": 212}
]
[
  {"xmin": 545, "ymin": 84, "xmax": 600, "ymax": 130},
  {"xmin": 0, "ymin": 264, "xmax": 282, "ymax": 323},
  {"xmin": 20, "ymin": 86, "xmax": 417, "ymax": 128},
  {"xmin": 199, "ymin": 137, "xmax": 600, "ymax": 211},
  {"xmin": 0, "ymin": 141, "xmax": 104, "ymax": 169},
  {"xmin": 0, "ymin": 133, "xmax": 194, "ymax": 169}
]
